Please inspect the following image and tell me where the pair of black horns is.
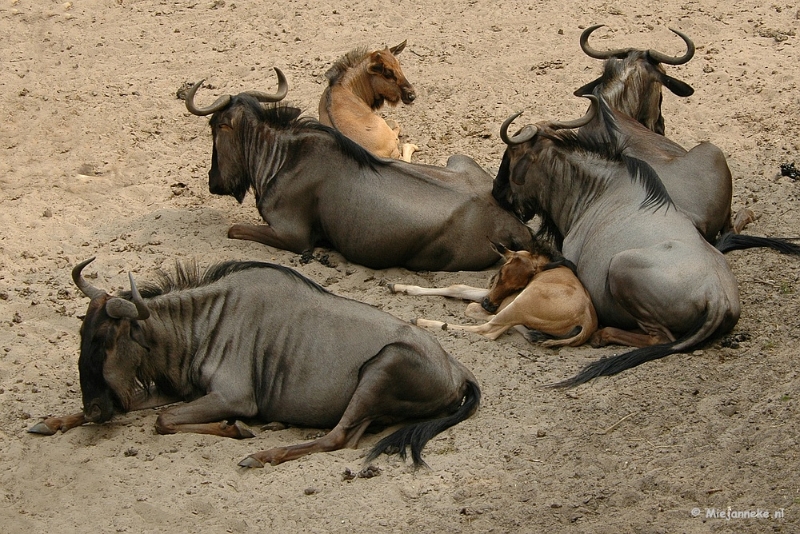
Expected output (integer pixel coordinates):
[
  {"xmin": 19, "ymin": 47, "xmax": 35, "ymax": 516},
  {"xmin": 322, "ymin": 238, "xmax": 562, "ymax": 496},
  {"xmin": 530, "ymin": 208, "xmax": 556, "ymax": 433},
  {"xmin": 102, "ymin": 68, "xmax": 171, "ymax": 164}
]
[
  {"xmin": 185, "ymin": 67, "xmax": 289, "ymax": 116},
  {"xmin": 500, "ymin": 95, "xmax": 598, "ymax": 146},
  {"xmin": 72, "ymin": 258, "xmax": 150, "ymax": 321},
  {"xmin": 580, "ymin": 24, "xmax": 695, "ymax": 65}
]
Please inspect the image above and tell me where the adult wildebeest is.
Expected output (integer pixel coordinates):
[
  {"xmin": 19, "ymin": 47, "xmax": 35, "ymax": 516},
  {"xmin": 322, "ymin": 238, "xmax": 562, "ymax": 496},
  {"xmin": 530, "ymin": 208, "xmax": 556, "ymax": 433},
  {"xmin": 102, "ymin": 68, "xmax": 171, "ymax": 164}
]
[
  {"xmin": 574, "ymin": 24, "xmax": 695, "ymax": 136},
  {"xmin": 319, "ymin": 40, "xmax": 418, "ymax": 161},
  {"xmin": 390, "ymin": 244, "xmax": 597, "ymax": 347},
  {"xmin": 29, "ymin": 258, "xmax": 480, "ymax": 468},
  {"xmin": 184, "ymin": 69, "xmax": 536, "ymax": 271},
  {"xmin": 573, "ymin": 25, "xmax": 800, "ymax": 253},
  {"xmin": 493, "ymin": 95, "xmax": 741, "ymax": 387}
]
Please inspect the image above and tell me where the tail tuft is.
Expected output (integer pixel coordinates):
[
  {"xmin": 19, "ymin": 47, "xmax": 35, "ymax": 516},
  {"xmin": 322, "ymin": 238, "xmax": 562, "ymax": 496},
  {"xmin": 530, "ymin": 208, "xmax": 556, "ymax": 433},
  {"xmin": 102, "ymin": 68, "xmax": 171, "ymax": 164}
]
[{"xmin": 367, "ymin": 381, "xmax": 480, "ymax": 467}]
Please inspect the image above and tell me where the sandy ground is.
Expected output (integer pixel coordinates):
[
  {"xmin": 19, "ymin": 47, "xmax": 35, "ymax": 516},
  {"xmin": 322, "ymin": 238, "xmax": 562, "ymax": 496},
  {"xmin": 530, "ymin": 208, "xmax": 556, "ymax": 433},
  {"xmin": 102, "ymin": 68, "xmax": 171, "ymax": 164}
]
[{"xmin": 1, "ymin": 0, "xmax": 799, "ymax": 532}]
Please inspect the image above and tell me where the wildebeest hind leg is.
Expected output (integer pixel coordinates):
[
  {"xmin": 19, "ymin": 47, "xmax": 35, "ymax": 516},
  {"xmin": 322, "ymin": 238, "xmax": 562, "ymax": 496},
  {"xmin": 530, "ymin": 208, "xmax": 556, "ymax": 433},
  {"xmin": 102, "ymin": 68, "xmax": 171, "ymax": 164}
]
[
  {"xmin": 228, "ymin": 223, "xmax": 309, "ymax": 254},
  {"xmin": 590, "ymin": 326, "xmax": 671, "ymax": 348},
  {"xmin": 238, "ymin": 420, "xmax": 372, "ymax": 468},
  {"xmin": 239, "ymin": 359, "xmax": 406, "ymax": 467}
]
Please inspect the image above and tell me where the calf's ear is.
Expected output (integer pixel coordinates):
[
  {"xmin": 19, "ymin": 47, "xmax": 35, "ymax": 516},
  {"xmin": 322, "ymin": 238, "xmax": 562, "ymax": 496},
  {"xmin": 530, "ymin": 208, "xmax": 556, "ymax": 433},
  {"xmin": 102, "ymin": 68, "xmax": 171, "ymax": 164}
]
[{"xmin": 390, "ymin": 40, "xmax": 407, "ymax": 55}]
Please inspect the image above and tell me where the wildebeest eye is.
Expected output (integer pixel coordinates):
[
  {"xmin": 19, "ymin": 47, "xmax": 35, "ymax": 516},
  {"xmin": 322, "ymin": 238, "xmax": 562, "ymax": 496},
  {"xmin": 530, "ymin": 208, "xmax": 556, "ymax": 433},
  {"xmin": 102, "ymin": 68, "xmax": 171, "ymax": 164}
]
[{"xmin": 383, "ymin": 70, "xmax": 395, "ymax": 80}]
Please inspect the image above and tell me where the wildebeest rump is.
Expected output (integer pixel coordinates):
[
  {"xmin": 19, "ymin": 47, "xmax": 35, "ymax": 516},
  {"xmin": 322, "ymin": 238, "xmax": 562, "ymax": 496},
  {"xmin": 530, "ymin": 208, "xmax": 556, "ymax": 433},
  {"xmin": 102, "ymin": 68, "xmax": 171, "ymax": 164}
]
[
  {"xmin": 493, "ymin": 96, "xmax": 741, "ymax": 387},
  {"xmin": 184, "ymin": 69, "xmax": 536, "ymax": 271},
  {"xmin": 390, "ymin": 244, "xmax": 597, "ymax": 348},
  {"xmin": 29, "ymin": 258, "xmax": 480, "ymax": 468},
  {"xmin": 319, "ymin": 40, "xmax": 418, "ymax": 162},
  {"xmin": 573, "ymin": 25, "xmax": 800, "ymax": 253}
]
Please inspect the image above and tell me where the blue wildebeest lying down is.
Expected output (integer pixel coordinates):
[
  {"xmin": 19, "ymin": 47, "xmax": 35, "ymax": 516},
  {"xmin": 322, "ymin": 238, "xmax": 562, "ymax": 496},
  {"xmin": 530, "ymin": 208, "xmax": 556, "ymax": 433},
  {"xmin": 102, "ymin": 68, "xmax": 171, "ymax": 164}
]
[
  {"xmin": 572, "ymin": 25, "xmax": 800, "ymax": 253},
  {"xmin": 29, "ymin": 258, "xmax": 480, "ymax": 468},
  {"xmin": 493, "ymin": 96, "xmax": 741, "ymax": 387},
  {"xmin": 184, "ymin": 68, "xmax": 536, "ymax": 271},
  {"xmin": 319, "ymin": 40, "xmax": 418, "ymax": 162}
]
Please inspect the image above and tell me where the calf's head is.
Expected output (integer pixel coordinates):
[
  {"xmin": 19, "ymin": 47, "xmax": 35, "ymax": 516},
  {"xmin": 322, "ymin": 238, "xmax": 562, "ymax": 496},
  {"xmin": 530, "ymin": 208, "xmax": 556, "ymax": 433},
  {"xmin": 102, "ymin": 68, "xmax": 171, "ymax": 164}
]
[
  {"xmin": 72, "ymin": 258, "xmax": 151, "ymax": 424},
  {"xmin": 483, "ymin": 246, "xmax": 551, "ymax": 313},
  {"xmin": 366, "ymin": 40, "xmax": 416, "ymax": 107}
]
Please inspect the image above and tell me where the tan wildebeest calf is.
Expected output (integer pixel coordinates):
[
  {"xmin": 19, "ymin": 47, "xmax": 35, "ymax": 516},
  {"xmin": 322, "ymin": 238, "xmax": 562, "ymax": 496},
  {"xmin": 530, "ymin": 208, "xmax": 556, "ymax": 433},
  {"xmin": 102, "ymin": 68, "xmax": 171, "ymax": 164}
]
[
  {"xmin": 319, "ymin": 40, "xmax": 418, "ymax": 161},
  {"xmin": 390, "ymin": 246, "xmax": 598, "ymax": 347}
]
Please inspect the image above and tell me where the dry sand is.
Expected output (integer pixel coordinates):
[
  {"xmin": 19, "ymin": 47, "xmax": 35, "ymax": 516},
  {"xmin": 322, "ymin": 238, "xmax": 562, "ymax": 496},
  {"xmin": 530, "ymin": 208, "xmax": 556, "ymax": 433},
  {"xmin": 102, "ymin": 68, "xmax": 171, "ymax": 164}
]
[{"xmin": 1, "ymin": 1, "xmax": 799, "ymax": 532}]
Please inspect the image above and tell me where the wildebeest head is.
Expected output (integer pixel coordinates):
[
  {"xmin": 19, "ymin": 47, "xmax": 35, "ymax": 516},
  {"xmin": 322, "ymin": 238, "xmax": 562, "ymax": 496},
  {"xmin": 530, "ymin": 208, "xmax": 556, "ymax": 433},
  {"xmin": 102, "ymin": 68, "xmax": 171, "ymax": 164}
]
[
  {"xmin": 482, "ymin": 244, "xmax": 551, "ymax": 313},
  {"xmin": 365, "ymin": 40, "xmax": 416, "ymax": 107},
  {"xmin": 185, "ymin": 68, "xmax": 289, "ymax": 202},
  {"xmin": 492, "ymin": 97, "xmax": 602, "ymax": 249},
  {"xmin": 72, "ymin": 258, "xmax": 151, "ymax": 424},
  {"xmin": 573, "ymin": 25, "xmax": 695, "ymax": 135}
]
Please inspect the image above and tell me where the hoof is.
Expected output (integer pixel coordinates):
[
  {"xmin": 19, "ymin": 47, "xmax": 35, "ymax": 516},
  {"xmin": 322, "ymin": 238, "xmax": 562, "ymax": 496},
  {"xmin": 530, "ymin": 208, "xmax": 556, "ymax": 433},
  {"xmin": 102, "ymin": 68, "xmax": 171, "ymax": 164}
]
[
  {"xmin": 238, "ymin": 456, "xmax": 265, "ymax": 469},
  {"xmin": 410, "ymin": 318, "xmax": 417, "ymax": 325},
  {"xmin": 28, "ymin": 421, "xmax": 57, "ymax": 435},
  {"xmin": 387, "ymin": 283, "xmax": 396, "ymax": 293},
  {"xmin": 234, "ymin": 420, "xmax": 256, "ymax": 439}
]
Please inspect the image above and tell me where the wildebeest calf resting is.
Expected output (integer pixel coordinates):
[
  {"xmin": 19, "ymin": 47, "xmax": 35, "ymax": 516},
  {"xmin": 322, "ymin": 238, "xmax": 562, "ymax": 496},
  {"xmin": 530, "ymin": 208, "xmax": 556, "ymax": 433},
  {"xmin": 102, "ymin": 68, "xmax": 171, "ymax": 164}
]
[{"xmin": 29, "ymin": 258, "xmax": 480, "ymax": 468}]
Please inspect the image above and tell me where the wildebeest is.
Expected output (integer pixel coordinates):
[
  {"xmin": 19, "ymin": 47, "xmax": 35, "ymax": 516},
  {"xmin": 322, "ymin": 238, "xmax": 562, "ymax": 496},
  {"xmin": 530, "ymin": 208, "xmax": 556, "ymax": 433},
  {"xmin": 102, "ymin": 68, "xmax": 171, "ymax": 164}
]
[
  {"xmin": 574, "ymin": 24, "xmax": 695, "ymax": 135},
  {"xmin": 493, "ymin": 95, "xmax": 741, "ymax": 386},
  {"xmin": 319, "ymin": 40, "xmax": 418, "ymax": 161},
  {"xmin": 390, "ymin": 244, "xmax": 597, "ymax": 347},
  {"xmin": 572, "ymin": 25, "xmax": 800, "ymax": 253},
  {"xmin": 29, "ymin": 258, "xmax": 480, "ymax": 468},
  {"xmin": 184, "ymin": 69, "xmax": 536, "ymax": 271}
]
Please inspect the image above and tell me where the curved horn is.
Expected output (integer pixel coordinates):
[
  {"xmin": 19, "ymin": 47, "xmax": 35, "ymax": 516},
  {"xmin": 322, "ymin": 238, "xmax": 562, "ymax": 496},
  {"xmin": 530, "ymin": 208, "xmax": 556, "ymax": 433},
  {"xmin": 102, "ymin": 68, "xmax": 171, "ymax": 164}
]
[
  {"xmin": 105, "ymin": 273, "xmax": 150, "ymax": 321},
  {"xmin": 128, "ymin": 273, "xmax": 150, "ymax": 320},
  {"xmin": 579, "ymin": 24, "xmax": 630, "ymax": 59},
  {"xmin": 548, "ymin": 95, "xmax": 598, "ymax": 130},
  {"xmin": 500, "ymin": 112, "xmax": 538, "ymax": 146},
  {"xmin": 647, "ymin": 28, "xmax": 695, "ymax": 65},
  {"xmin": 185, "ymin": 79, "xmax": 232, "ymax": 116},
  {"xmin": 243, "ymin": 67, "xmax": 289, "ymax": 103},
  {"xmin": 72, "ymin": 257, "xmax": 105, "ymax": 300}
]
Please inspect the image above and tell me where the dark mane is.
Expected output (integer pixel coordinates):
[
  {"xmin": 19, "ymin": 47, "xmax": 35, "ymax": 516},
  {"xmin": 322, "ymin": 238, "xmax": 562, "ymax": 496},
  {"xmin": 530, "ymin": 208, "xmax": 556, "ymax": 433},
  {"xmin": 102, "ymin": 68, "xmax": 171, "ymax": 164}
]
[
  {"xmin": 118, "ymin": 261, "xmax": 328, "ymax": 299},
  {"xmin": 324, "ymin": 47, "xmax": 371, "ymax": 85},
  {"xmin": 561, "ymin": 98, "xmax": 674, "ymax": 213},
  {"xmin": 227, "ymin": 94, "xmax": 386, "ymax": 170}
]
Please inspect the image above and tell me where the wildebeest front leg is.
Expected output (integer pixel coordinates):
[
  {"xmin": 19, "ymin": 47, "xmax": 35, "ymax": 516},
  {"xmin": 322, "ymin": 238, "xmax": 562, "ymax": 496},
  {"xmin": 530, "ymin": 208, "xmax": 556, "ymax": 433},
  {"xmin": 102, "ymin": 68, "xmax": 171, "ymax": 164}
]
[
  {"xmin": 29, "ymin": 386, "xmax": 179, "ymax": 435},
  {"xmin": 227, "ymin": 223, "xmax": 311, "ymax": 256},
  {"xmin": 28, "ymin": 412, "xmax": 87, "ymax": 435},
  {"xmin": 154, "ymin": 392, "xmax": 256, "ymax": 439}
]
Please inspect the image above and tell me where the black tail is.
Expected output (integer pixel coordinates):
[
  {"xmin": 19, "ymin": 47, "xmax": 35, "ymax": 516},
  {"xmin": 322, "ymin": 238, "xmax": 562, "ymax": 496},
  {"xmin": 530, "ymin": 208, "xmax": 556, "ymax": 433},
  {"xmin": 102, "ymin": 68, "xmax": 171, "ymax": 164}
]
[
  {"xmin": 366, "ymin": 381, "xmax": 481, "ymax": 468},
  {"xmin": 549, "ymin": 313, "xmax": 713, "ymax": 388},
  {"xmin": 715, "ymin": 232, "xmax": 800, "ymax": 255},
  {"xmin": 549, "ymin": 341, "xmax": 683, "ymax": 388}
]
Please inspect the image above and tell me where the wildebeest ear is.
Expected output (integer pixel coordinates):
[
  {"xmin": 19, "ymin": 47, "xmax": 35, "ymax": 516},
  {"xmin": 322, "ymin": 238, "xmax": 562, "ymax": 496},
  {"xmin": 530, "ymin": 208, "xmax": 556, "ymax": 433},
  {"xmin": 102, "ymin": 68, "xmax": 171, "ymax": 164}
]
[
  {"xmin": 510, "ymin": 156, "xmax": 532, "ymax": 186},
  {"xmin": 390, "ymin": 40, "xmax": 407, "ymax": 55},
  {"xmin": 129, "ymin": 322, "xmax": 150, "ymax": 351},
  {"xmin": 661, "ymin": 74, "xmax": 694, "ymax": 97},
  {"xmin": 574, "ymin": 78, "xmax": 601, "ymax": 97}
]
